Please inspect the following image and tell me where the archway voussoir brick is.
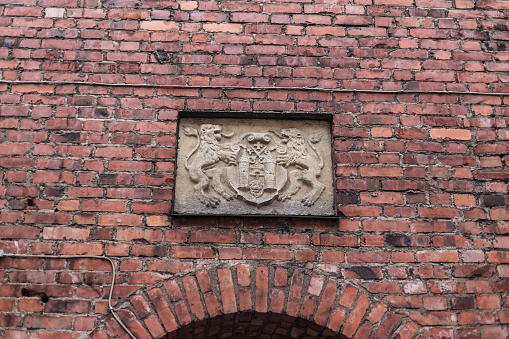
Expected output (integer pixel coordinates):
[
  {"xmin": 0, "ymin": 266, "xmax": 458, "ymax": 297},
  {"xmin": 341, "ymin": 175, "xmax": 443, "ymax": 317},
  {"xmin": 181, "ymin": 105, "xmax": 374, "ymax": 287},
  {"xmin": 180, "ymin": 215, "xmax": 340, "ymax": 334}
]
[
  {"xmin": 116, "ymin": 309, "xmax": 152, "ymax": 339},
  {"xmin": 354, "ymin": 322, "xmax": 375, "ymax": 339},
  {"xmin": 372, "ymin": 313, "xmax": 402, "ymax": 339},
  {"xmin": 173, "ymin": 300, "xmax": 192, "ymax": 326},
  {"xmin": 217, "ymin": 268, "xmax": 237, "ymax": 314},
  {"xmin": 396, "ymin": 321, "xmax": 420, "ymax": 339},
  {"xmin": 236, "ymin": 264, "xmax": 251, "ymax": 287},
  {"xmin": 147, "ymin": 287, "xmax": 178, "ymax": 333},
  {"xmin": 286, "ymin": 269, "xmax": 305, "ymax": 317},
  {"xmin": 367, "ymin": 301, "xmax": 387, "ymax": 324},
  {"xmin": 339, "ymin": 284, "xmax": 359, "ymax": 308},
  {"xmin": 182, "ymin": 276, "xmax": 206, "ymax": 321},
  {"xmin": 130, "ymin": 294, "xmax": 153, "ymax": 319},
  {"xmin": 300, "ymin": 294, "xmax": 318, "ymax": 320},
  {"xmin": 270, "ymin": 288, "xmax": 285, "ymax": 313},
  {"xmin": 274, "ymin": 267, "xmax": 288, "ymax": 287},
  {"xmin": 163, "ymin": 280, "xmax": 183, "ymax": 302},
  {"xmin": 326, "ymin": 307, "xmax": 347, "ymax": 333},
  {"xmin": 314, "ymin": 280, "xmax": 337, "ymax": 326},
  {"xmin": 255, "ymin": 266, "xmax": 269, "ymax": 313},
  {"xmin": 308, "ymin": 275, "xmax": 325, "ymax": 296},
  {"xmin": 105, "ymin": 313, "xmax": 127, "ymax": 337},
  {"xmin": 144, "ymin": 314, "xmax": 166, "ymax": 339},
  {"xmin": 203, "ymin": 292, "xmax": 222, "ymax": 317},
  {"xmin": 341, "ymin": 294, "xmax": 370, "ymax": 338},
  {"xmin": 239, "ymin": 288, "xmax": 252, "ymax": 312},
  {"xmin": 195, "ymin": 271, "xmax": 213, "ymax": 293}
]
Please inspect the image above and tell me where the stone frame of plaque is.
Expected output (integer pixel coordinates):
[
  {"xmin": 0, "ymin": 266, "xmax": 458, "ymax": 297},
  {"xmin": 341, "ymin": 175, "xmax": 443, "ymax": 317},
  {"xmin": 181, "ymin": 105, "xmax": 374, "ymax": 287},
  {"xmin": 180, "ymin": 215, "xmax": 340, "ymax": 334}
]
[{"xmin": 173, "ymin": 114, "xmax": 336, "ymax": 217}]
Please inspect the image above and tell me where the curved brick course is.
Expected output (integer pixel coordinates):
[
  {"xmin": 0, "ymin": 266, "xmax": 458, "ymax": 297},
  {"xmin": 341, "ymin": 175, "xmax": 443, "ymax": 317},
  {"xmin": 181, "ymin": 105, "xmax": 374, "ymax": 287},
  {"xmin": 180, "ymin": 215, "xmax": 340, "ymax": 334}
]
[{"xmin": 92, "ymin": 264, "xmax": 423, "ymax": 339}]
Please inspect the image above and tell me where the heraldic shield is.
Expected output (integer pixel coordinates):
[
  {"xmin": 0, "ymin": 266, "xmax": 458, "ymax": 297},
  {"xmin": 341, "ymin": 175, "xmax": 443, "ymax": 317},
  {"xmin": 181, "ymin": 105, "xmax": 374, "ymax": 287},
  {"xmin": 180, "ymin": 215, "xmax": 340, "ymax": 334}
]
[
  {"xmin": 225, "ymin": 132, "xmax": 288, "ymax": 207},
  {"xmin": 174, "ymin": 118, "xmax": 335, "ymax": 216}
]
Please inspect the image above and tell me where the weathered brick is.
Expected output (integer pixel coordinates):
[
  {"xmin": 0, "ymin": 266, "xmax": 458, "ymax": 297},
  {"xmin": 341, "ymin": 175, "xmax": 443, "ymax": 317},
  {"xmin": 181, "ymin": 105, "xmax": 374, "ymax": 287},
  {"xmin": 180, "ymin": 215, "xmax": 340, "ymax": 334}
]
[
  {"xmin": 0, "ymin": 1, "xmax": 508, "ymax": 336},
  {"xmin": 342, "ymin": 295, "xmax": 369, "ymax": 337}
]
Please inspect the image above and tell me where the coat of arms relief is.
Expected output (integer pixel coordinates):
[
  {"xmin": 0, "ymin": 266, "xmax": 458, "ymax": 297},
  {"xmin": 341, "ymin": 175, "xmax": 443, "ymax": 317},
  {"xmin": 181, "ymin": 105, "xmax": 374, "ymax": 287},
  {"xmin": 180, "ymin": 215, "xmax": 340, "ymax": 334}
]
[{"xmin": 174, "ymin": 119, "xmax": 334, "ymax": 216}]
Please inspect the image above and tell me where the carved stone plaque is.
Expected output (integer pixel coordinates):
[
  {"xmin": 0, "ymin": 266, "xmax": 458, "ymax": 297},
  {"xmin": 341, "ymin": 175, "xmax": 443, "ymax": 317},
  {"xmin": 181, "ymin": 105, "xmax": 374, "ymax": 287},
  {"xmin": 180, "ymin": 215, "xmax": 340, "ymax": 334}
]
[{"xmin": 174, "ymin": 118, "xmax": 334, "ymax": 216}]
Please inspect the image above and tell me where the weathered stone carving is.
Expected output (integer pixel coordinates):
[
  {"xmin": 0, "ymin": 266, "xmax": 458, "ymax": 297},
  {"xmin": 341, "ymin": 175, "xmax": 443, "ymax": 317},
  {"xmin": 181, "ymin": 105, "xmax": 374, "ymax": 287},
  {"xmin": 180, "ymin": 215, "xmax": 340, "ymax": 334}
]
[
  {"xmin": 226, "ymin": 131, "xmax": 283, "ymax": 206},
  {"xmin": 175, "ymin": 118, "xmax": 334, "ymax": 216},
  {"xmin": 270, "ymin": 128, "xmax": 325, "ymax": 207},
  {"xmin": 183, "ymin": 124, "xmax": 238, "ymax": 207}
]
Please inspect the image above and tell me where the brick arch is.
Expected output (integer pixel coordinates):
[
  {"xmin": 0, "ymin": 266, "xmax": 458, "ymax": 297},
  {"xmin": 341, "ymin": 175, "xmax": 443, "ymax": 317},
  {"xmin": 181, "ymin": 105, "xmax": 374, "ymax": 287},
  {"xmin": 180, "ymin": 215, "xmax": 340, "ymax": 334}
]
[{"xmin": 92, "ymin": 264, "xmax": 425, "ymax": 339}]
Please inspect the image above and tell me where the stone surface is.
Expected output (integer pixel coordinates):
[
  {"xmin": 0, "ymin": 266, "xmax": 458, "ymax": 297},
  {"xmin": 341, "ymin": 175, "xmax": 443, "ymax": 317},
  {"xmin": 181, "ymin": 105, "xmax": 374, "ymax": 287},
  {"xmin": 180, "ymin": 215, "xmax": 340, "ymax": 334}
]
[{"xmin": 174, "ymin": 118, "xmax": 334, "ymax": 216}]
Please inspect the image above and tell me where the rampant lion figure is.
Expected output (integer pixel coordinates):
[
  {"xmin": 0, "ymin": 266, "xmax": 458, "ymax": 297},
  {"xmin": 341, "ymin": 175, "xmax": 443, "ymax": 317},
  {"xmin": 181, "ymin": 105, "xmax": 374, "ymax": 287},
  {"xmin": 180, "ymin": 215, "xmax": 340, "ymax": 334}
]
[
  {"xmin": 270, "ymin": 128, "xmax": 325, "ymax": 206},
  {"xmin": 183, "ymin": 124, "xmax": 238, "ymax": 207}
]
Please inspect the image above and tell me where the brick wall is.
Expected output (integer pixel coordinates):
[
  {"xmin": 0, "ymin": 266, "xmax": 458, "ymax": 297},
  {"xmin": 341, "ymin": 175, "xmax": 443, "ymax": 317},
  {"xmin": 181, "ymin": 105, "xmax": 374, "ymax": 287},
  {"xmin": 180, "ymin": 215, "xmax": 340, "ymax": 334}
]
[{"xmin": 1, "ymin": 0, "xmax": 509, "ymax": 338}]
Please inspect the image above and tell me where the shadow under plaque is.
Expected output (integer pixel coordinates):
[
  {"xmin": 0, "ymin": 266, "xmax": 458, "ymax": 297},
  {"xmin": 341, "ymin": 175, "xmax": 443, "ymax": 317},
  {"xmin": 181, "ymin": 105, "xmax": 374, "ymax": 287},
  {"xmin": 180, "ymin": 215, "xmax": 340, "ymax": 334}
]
[{"xmin": 174, "ymin": 118, "xmax": 335, "ymax": 216}]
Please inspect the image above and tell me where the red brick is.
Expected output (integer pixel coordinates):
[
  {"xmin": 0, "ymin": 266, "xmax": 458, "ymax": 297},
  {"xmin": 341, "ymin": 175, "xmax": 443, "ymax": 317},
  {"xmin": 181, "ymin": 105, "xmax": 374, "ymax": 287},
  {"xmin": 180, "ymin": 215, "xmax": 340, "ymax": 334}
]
[
  {"xmin": 43, "ymin": 227, "xmax": 89, "ymax": 240},
  {"xmin": 314, "ymin": 281, "xmax": 337, "ymax": 326},
  {"xmin": 82, "ymin": 200, "xmax": 126, "ymax": 213},
  {"xmin": 339, "ymin": 205, "xmax": 381, "ymax": 217},
  {"xmin": 190, "ymin": 230, "xmax": 236, "ymax": 243},
  {"xmin": 386, "ymin": 296, "xmax": 422, "ymax": 309},
  {"xmin": 246, "ymin": 248, "xmax": 292, "ymax": 260},
  {"xmin": 173, "ymin": 301, "xmax": 192, "ymax": 326},
  {"xmin": 360, "ymin": 192, "xmax": 404, "ymax": 204},
  {"xmin": 236, "ymin": 264, "xmax": 250, "ymax": 287},
  {"xmin": 459, "ymin": 312, "xmax": 495, "ymax": 325},
  {"xmin": 342, "ymin": 295, "xmax": 369, "ymax": 338},
  {"xmin": 299, "ymin": 294, "xmax": 317, "ymax": 320},
  {"xmin": 203, "ymin": 23, "xmax": 242, "ymax": 33},
  {"xmin": 363, "ymin": 281, "xmax": 402, "ymax": 293},
  {"xmin": 117, "ymin": 229, "xmax": 162, "ymax": 242},
  {"xmin": 95, "ymin": 146, "xmax": 132, "ymax": 158},
  {"xmin": 182, "ymin": 276, "xmax": 205, "ymax": 320},
  {"xmin": 322, "ymin": 250, "xmax": 346, "ymax": 263},
  {"xmin": 144, "ymin": 315, "xmax": 165, "ymax": 339},
  {"xmin": 396, "ymin": 321, "xmax": 419, "ymax": 339},
  {"xmin": 373, "ymin": 313, "xmax": 402, "ymax": 339},
  {"xmin": 23, "ymin": 315, "xmax": 72, "ymax": 330},
  {"xmin": 170, "ymin": 246, "xmax": 214, "ymax": 259},
  {"xmin": 409, "ymin": 312, "xmax": 457, "ymax": 325},
  {"xmin": 264, "ymin": 233, "xmax": 309, "ymax": 245},
  {"xmin": 147, "ymin": 288, "xmax": 178, "ymax": 333},
  {"xmin": 267, "ymin": 288, "xmax": 284, "ymax": 314},
  {"xmin": 130, "ymin": 295, "xmax": 151, "ymax": 318},
  {"xmin": 327, "ymin": 307, "xmax": 347, "ymax": 333},
  {"xmin": 477, "ymin": 295, "xmax": 500, "ymax": 310},
  {"xmin": 313, "ymin": 234, "xmax": 358, "ymax": 246},
  {"xmin": 364, "ymin": 220, "xmax": 408, "ymax": 232},
  {"xmin": 255, "ymin": 267, "xmax": 268, "ymax": 313},
  {"xmin": 131, "ymin": 245, "xmax": 167, "ymax": 257},
  {"xmin": 348, "ymin": 251, "xmax": 390, "ymax": 263},
  {"xmin": 0, "ymin": 226, "xmax": 40, "ymax": 239},
  {"xmin": 59, "ymin": 243, "xmax": 103, "ymax": 256},
  {"xmin": 217, "ymin": 268, "xmax": 237, "ymax": 314},
  {"xmin": 98, "ymin": 214, "xmax": 143, "ymax": 226},
  {"xmin": 286, "ymin": 271, "xmax": 304, "ymax": 317},
  {"xmin": 416, "ymin": 250, "xmax": 459, "ymax": 263},
  {"xmin": 367, "ymin": 302, "xmax": 387, "ymax": 324},
  {"xmin": 117, "ymin": 309, "xmax": 151, "ymax": 339},
  {"xmin": 203, "ymin": 292, "xmax": 221, "ymax": 317}
]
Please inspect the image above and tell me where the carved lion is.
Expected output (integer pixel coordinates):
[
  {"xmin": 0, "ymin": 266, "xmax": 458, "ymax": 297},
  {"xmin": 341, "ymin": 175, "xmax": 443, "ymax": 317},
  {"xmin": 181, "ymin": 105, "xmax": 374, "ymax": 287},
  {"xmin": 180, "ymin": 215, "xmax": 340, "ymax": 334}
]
[
  {"xmin": 271, "ymin": 128, "xmax": 325, "ymax": 206},
  {"xmin": 183, "ymin": 124, "xmax": 238, "ymax": 207}
]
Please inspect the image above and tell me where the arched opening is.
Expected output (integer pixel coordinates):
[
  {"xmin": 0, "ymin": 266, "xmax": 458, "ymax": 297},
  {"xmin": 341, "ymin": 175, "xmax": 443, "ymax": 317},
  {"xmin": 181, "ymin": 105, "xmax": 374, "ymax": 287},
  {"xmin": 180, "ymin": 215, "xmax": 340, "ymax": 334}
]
[{"xmin": 164, "ymin": 311, "xmax": 347, "ymax": 339}]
